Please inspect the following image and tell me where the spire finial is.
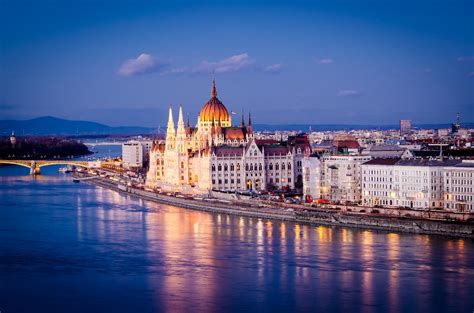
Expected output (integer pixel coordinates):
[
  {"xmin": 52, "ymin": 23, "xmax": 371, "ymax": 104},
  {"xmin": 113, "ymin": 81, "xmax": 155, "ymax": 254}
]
[
  {"xmin": 211, "ymin": 79, "xmax": 217, "ymax": 98},
  {"xmin": 248, "ymin": 111, "xmax": 253, "ymax": 135}
]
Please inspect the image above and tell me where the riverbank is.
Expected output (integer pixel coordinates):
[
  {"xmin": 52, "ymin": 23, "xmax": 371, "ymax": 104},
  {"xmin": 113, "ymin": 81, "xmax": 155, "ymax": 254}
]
[{"xmin": 81, "ymin": 176, "xmax": 474, "ymax": 238}]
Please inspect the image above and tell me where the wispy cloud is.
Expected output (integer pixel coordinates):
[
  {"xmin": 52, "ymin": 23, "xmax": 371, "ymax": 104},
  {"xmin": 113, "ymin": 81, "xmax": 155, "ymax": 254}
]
[
  {"xmin": 260, "ymin": 63, "xmax": 283, "ymax": 74},
  {"xmin": 160, "ymin": 67, "xmax": 188, "ymax": 76},
  {"xmin": 192, "ymin": 53, "xmax": 255, "ymax": 74},
  {"xmin": 337, "ymin": 89, "xmax": 362, "ymax": 97},
  {"xmin": 118, "ymin": 53, "xmax": 170, "ymax": 76},
  {"xmin": 457, "ymin": 56, "xmax": 474, "ymax": 62},
  {"xmin": 118, "ymin": 52, "xmax": 281, "ymax": 77},
  {"xmin": 318, "ymin": 58, "xmax": 334, "ymax": 64}
]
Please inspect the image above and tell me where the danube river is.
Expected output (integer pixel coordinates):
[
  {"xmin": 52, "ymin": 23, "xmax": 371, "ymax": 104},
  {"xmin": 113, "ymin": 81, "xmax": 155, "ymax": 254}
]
[{"xmin": 1, "ymin": 164, "xmax": 473, "ymax": 312}]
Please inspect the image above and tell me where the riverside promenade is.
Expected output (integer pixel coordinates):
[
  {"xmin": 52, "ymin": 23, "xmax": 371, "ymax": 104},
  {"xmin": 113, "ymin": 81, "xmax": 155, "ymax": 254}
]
[{"xmin": 81, "ymin": 176, "xmax": 474, "ymax": 238}]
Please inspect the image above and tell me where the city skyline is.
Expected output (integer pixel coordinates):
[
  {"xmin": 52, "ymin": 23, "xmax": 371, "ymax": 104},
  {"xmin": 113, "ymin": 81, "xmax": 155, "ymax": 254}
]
[{"xmin": 1, "ymin": 0, "xmax": 473, "ymax": 127}]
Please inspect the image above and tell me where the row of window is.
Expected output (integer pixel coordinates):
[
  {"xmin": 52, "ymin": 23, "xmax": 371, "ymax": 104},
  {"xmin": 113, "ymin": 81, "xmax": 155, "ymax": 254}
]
[
  {"xmin": 211, "ymin": 162, "xmax": 293, "ymax": 172},
  {"xmin": 446, "ymin": 172, "xmax": 474, "ymax": 178}
]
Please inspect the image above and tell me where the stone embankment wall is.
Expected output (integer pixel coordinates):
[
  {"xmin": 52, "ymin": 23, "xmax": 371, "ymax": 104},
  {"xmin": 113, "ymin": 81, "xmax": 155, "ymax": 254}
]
[{"xmin": 87, "ymin": 177, "xmax": 474, "ymax": 238}]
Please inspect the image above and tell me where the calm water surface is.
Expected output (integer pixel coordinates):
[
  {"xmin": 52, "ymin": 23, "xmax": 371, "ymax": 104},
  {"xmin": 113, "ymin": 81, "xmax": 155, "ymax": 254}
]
[{"xmin": 0, "ymin": 165, "xmax": 473, "ymax": 313}]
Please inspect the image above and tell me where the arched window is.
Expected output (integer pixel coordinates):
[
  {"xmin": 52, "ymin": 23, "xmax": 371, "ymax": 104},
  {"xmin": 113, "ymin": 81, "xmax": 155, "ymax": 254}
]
[
  {"xmin": 250, "ymin": 164, "xmax": 254, "ymax": 171},
  {"xmin": 230, "ymin": 164, "xmax": 235, "ymax": 171},
  {"xmin": 276, "ymin": 163, "xmax": 279, "ymax": 171},
  {"xmin": 245, "ymin": 163, "xmax": 249, "ymax": 171},
  {"xmin": 218, "ymin": 164, "xmax": 222, "ymax": 171},
  {"xmin": 224, "ymin": 164, "xmax": 228, "ymax": 171},
  {"xmin": 259, "ymin": 163, "xmax": 262, "ymax": 171},
  {"xmin": 269, "ymin": 163, "xmax": 273, "ymax": 170},
  {"xmin": 282, "ymin": 163, "xmax": 285, "ymax": 170},
  {"xmin": 254, "ymin": 163, "xmax": 258, "ymax": 171},
  {"xmin": 212, "ymin": 164, "xmax": 216, "ymax": 172},
  {"xmin": 288, "ymin": 163, "xmax": 291, "ymax": 170},
  {"xmin": 237, "ymin": 163, "xmax": 241, "ymax": 171}
]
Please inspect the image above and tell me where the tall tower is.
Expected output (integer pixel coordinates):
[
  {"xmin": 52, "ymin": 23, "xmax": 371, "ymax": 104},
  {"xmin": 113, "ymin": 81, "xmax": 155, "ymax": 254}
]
[
  {"xmin": 10, "ymin": 131, "xmax": 16, "ymax": 146},
  {"xmin": 247, "ymin": 112, "xmax": 253, "ymax": 138},
  {"xmin": 176, "ymin": 105, "xmax": 186, "ymax": 153},
  {"xmin": 165, "ymin": 106, "xmax": 176, "ymax": 151}
]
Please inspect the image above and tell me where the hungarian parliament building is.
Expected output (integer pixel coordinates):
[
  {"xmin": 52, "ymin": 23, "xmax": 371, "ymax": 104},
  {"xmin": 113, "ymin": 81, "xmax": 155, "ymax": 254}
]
[{"xmin": 146, "ymin": 81, "xmax": 310, "ymax": 193}]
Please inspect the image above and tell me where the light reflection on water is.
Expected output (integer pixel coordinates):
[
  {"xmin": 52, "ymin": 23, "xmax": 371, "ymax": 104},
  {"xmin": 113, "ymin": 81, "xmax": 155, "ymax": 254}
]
[{"xmin": 0, "ymin": 166, "xmax": 473, "ymax": 313}]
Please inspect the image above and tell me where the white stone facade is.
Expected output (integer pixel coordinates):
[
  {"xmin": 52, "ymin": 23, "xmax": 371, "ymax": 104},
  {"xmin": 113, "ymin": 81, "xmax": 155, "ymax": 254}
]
[
  {"xmin": 122, "ymin": 141, "xmax": 144, "ymax": 168},
  {"xmin": 320, "ymin": 155, "xmax": 371, "ymax": 203},
  {"xmin": 302, "ymin": 155, "xmax": 321, "ymax": 201},
  {"xmin": 444, "ymin": 161, "xmax": 474, "ymax": 212},
  {"xmin": 361, "ymin": 159, "xmax": 460, "ymax": 209}
]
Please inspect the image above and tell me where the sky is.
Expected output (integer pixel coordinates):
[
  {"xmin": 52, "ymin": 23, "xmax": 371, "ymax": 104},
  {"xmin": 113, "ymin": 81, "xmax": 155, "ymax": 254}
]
[{"xmin": 1, "ymin": 0, "xmax": 473, "ymax": 127}]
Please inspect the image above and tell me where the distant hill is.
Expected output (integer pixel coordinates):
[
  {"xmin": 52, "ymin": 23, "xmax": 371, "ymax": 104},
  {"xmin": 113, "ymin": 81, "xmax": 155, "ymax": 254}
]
[
  {"xmin": 0, "ymin": 116, "xmax": 154, "ymax": 136},
  {"xmin": 1, "ymin": 116, "xmax": 471, "ymax": 136}
]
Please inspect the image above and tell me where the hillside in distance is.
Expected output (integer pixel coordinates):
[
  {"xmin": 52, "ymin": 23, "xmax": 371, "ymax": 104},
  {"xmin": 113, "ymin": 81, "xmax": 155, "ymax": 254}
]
[
  {"xmin": 0, "ymin": 116, "xmax": 155, "ymax": 136},
  {"xmin": 1, "ymin": 116, "xmax": 471, "ymax": 136}
]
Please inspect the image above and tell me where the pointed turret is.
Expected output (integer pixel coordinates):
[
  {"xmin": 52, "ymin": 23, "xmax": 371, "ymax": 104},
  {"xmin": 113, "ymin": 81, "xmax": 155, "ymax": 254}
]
[
  {"xmin": 177, "ymin": 105, "xmax": 185, "ymax": 134},
  {"xmin": 211, "ymin": 79, "xmax": 217, "ymax": 98},
  {"xmin": 248, "ymin": 112, "xmax": 253, "ymax": 135},
  {"xmin": 241, "ymin": 109, "xmax": 245, "ymax": 128},
  {"xmin": 186, "ymin": 113, "xmax": 190, "ymax": 128},
  {"xmin": 165, "ymin": 106, "xmax": 176, "ymax": 150},
  {"xmin": 167, "ymin": 106, "xmax": 175, "ymax": 131}
]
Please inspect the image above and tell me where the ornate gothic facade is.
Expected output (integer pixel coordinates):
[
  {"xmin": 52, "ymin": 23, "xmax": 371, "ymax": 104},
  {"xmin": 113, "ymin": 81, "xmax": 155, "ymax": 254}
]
[{"xmin": 146, "ymin": 81, "xmax": 310, "ymax": 194}]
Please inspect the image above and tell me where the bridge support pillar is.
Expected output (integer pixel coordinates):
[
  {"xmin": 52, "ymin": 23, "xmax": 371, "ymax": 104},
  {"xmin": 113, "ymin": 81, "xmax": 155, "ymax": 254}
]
[{"xmin": 30, "ymin": 161, "xmax": 40, "ymax": 175}]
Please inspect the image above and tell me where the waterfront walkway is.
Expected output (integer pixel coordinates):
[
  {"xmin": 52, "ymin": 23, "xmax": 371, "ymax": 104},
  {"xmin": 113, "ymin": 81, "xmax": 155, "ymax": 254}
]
[{"xmin": 79, "ymin": 175, "xmax": 474, "ymax": 238}]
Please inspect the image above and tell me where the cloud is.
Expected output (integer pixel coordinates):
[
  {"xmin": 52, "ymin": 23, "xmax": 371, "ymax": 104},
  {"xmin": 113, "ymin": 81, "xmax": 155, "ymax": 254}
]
[
  {"xmin": 318, "ymin": 58, "xmax": 334, "ymax": 64},
  {"xmin": 337, "ymin": 89, "xmax": 362, "ymax": 97},
  {"xmin": 118, "ymin": 53, "xmax": 170, "ymax": 76},
  {"xmin": 260, "ymin": 63, "xmax": 283, "ymax": 74},
  {"xmin": 192, "ymin": 53, "xmax": 255, "ymax": 74},
  {"xmin": 468, "ymin": 71, "xmax": 474, "ymax": 78},
  {"xmin": 457, "ymin": 56, "xmax": 474, "ymax": 62},
  {"xmin": 118, "ymin": 52, "xmax": 281, "ymax": 77},
  {"xmin": 160, "ymin": 67, "xmax": 188, "ymax": 76}
]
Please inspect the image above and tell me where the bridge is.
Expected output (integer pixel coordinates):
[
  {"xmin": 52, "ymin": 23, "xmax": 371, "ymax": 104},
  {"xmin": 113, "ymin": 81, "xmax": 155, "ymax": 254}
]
[
  {"xmin": 0, "ymin": 160, "xmax": 97, "ymax": 175},
  {"xmin": 83, "ymin": 141, "xmax": 124, "ymax": 147}
]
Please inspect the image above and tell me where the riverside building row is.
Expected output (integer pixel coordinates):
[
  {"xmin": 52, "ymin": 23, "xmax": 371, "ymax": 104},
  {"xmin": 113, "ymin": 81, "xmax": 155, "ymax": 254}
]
[{"xmin": 303, "ymin": 155, "xmax": 474, "ymax": 212}]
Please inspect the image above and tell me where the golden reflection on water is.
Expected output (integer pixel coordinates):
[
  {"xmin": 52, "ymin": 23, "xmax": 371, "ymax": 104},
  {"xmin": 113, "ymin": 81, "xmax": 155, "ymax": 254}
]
[
  {"xmin": 360, "ymin": 231, "xmax": 374, "ymax": 311},
  {"xmin": 387, "ymin": 233, "xmax": 400, "ymax": 313},
  {"xmin": 145, "ymin": 206, "xmax": 217, "ymax": 313},
  {"xmin": 68, "ymin": 185, "xmax": 474, "ymax": 313}
]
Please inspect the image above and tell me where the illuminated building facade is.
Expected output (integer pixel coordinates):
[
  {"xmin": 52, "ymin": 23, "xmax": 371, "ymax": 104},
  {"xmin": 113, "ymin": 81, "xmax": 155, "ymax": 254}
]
[{"xmin": 146, "ymin": 81, "xmax": 310, "ymax": 193}]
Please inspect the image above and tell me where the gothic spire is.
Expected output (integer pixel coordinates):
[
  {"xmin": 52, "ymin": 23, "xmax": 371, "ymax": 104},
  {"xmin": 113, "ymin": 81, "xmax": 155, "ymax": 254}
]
[
  {"xmin": 248, "ymin": 111, "xmax": 253, "ymax": 134},
  {"xmin": 211, "ymin": 79, "xmax": 217, "ymax": 98},
  {"xmin": 167, "ymin": 106, "xmax": 175, "ymax": 129},
  {"xmin": 241, "ymin": 109, "xmax": 245, "ymax": 128},
  {"xmin": 177, "ymin": 105, "xmax": 185, "ymax": 137}
]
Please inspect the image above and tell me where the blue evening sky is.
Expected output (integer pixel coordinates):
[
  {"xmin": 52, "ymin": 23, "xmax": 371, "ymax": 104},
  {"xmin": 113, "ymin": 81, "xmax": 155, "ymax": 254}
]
[{"xmin": 1, "ymin": 0, "xmax": 473, "ymax": 127}]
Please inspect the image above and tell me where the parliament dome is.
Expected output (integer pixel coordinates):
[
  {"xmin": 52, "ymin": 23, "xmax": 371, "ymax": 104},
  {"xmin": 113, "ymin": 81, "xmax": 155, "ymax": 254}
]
[{"xmin": 199, "ymin": 81, "xmax": 231, "ymax": 125}]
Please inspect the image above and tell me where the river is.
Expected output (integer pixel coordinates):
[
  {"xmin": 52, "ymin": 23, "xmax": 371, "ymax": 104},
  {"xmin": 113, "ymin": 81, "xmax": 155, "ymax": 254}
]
[{"xmin": 0, "ymin": 156, "xmax": 473, "ymax": 312}]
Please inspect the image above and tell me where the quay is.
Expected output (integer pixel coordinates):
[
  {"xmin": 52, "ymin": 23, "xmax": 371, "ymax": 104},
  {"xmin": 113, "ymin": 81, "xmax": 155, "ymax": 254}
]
[{"xmin": 76, "ymin": 174, "xmax": 474, "ymax": 238}]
